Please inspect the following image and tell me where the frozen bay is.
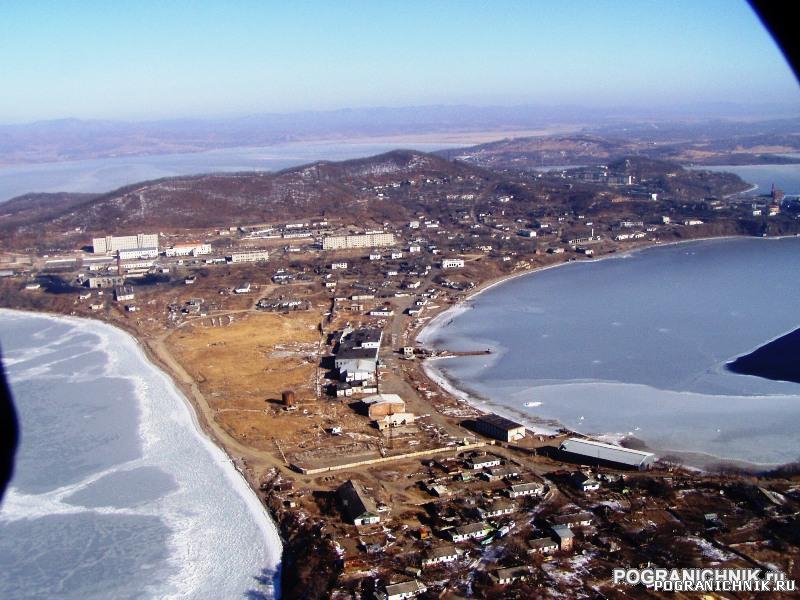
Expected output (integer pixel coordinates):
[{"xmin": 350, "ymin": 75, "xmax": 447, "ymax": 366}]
[
  {"xmin": 0, "ymin": 310, "xmax": 281, "ymax": 599},
  {"xmin": 420, "ymin": 237, "xmax": 800, "ymax": 467}
]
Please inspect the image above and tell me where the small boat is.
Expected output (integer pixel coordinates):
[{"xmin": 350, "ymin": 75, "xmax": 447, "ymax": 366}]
[{"xmin": 524, "ymin": 401, "xmax": 542, "ymax": 408}]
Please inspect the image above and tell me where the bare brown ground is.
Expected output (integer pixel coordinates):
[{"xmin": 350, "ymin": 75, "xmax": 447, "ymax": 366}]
[{"xmin": 163, "ymin": 311, "xmax": 321, "ymax": 451}]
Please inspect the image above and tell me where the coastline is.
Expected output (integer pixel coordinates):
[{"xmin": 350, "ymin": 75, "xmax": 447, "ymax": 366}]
[
  {"xmin": 411, "ymin": 235, "xmax": 800, "ymax": 471},
  {"xmin": 0, "ymin": 308, "xmax": 283, "ymax": 597},
  {"xmin": 2, "ymin": 230, "xmax": 799, "ymax": 595},
  {"xmin": 416, "ymin": 234, "xmax": 775, "ymax": 346},
  {"xmin": 414, "ymin": 233, "xmax": 800, "ymax": 348}
]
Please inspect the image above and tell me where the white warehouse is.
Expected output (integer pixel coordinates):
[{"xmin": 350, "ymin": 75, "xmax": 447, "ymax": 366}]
[
  {"xmin": 559, "ymin": 438, "xmax": 655, "ymax": 470},
  {"xmin": 165, "ymin": 243, "xmax": 212, "ymax": 257}
]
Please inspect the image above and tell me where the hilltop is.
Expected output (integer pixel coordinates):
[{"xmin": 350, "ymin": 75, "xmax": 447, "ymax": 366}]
[
  {"xmin": 0, "ymin": 150, "xmax": 491, "ymax": 249},
  {"xmin": 438, "ymin": 120, "xmax": 800, "ymax": 170}
]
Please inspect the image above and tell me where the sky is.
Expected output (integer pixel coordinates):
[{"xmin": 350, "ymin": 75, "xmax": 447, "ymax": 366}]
[{"xmin": 0, "ymin": 0, "xmax": 798, "ymax": 123}]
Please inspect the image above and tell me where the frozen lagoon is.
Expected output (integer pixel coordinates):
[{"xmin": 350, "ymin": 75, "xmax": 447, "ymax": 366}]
[
  {"xmin": 420, "ymin": 237, "xmax": 800, "ymax": 468},
  {"xmin": 0, "ymin": 310, "xmax": 281, "ymax": 599}
]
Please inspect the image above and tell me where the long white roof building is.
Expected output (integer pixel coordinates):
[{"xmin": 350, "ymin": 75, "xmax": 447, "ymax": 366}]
[{"xmin": 559, "ymin": 437, "xmax": 655, "ymax": 470}]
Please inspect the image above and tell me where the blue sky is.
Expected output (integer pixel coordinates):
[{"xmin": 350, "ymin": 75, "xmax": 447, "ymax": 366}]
[{"xmin": 0, "ymin": 0, "xmax": 797, "ymax": 123}]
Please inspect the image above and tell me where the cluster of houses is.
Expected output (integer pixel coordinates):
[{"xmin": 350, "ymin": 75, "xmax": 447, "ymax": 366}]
[{"xmin": 343, "ymin": 445, "xmax": 605, "ymax": 599}]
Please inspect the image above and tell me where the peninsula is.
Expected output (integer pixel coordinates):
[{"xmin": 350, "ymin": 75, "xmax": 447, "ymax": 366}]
[{"xmin": 2, "ymin": 139, "xmax": 800, "ymax": 598}]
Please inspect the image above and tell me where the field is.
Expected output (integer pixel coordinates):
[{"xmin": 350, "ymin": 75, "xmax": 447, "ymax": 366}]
[{"xmin": 165, "ymin": 311, "xmax": 321, "ymax": 451}]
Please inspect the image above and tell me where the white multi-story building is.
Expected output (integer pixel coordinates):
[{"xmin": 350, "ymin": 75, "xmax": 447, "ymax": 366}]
[
  {"xmin": 441, "ymin": 258, "xmax": 465, "ymax": 269},
  {"xmin": 229, "ymin": 250, "xmax": 269, "ymax": 263},
  {"xmin": 92, "ymin": 233, "xmax": 159, "ymax": 254},
  {"xmin": 322, "ymin": 233, "xmax": 395, "ymax": 250},
  {"xmin": 118, "ymin": 247, "xmax": 159, "ymax": 260},
  {"xmin": 165, "ymin": 243, "xmax": 212, "ymax": 257}
]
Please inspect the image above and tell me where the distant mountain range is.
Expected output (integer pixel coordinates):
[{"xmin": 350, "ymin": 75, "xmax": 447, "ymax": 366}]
[{"xmin": 1, "ymin": 103, "xmax": 798, "ymax": 166}]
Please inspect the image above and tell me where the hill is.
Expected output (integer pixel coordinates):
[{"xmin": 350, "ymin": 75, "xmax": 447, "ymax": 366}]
[
  {"xmin": 0, "ymin": 150, "xmax": 494, "ymax": 249},
  {"xmin": 437, "ymin": 121, "xmax": 800, "ymax": 170}
]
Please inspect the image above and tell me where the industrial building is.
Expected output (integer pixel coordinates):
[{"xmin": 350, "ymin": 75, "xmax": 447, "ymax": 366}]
[
  {"xmin": 114, "ymin": 285, "xmax": 135, "ymax": 302},
  {"xmin": 334, "ymin": 328, "xmax": 383, "ymax": 383},
  {"xmin": 552, "ymin": 525, "xmax": 575, "ymax": 551},
  {"xmin": 474, "ymin": 414, "xmax": 526, "ymax": 442},
  {"xmin": 559, "ymin": 437, "xmax": 655, "ymax": 470},
  {"xmin": 375, "ymin": 412, "xmax": 415, "ymax": 430},
  {"xmin": 336, "ymin": 480, "xmax": 380, "ymax": 526},
  {"xmin": 87, "ymin": 275, "xmax": 125, "ymax": 289},
  {"xmin": 92, "ymin": 233, "xmax": 159, "ymax": 254},
  {"xmin": 363, "ymin": 394, "xmax": 405, "ymax": 419},
  {"xmin": 322, "ymin": 232, "xmax": 395, "ymax": 250},
  {"xmin": 165, "ymin": 243, "xmax": 212, "ymax": 257}
]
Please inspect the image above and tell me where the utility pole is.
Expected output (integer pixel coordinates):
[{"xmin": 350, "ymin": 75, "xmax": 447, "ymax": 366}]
[{"xmin": 274, "ymin": 439, "xmax": 289, "ymax": 466}]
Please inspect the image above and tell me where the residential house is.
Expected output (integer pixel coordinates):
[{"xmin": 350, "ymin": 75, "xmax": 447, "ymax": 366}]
[
  {"xmin": 377, "ymin": 579, "xmax": 427, "ymax": 600},
  {"xmin": 527, "ymin": 537, "xmax": 559, "ymax": 554},
  {"xmin": 477, "ymin": 500, "xmax": 517, "ymax": 519},
  {"xmin": 569, "ymin": 471, "xmax": 600, "ymax": 493},
  {"xmin": 421, "ymin": 545, "xmax": 459, "ymax": 568},
  {"xmin": 507, "ymin": 482, "xmax": 545, "ymax": 499},
  {"xmin": 489, "ymin": 565, "xmax": 533, "ymax": 586},
  {"xmin": 450, "ymin": 521, "xmax": 492, "ymax": 543},
  {"xmin": 464, "ymin": 452, "xmax": 501, "ymax": 470}
]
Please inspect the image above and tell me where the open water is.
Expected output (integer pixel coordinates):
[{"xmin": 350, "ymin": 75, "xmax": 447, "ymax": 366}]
[{"xmin": 0, "ymin": 310, "xmax": 282, "ymax": 599}]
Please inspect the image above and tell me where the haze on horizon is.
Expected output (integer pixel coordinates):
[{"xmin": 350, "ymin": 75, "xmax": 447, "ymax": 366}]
[{"xmin": 0, "ymin": 0, "xmax": 798, "ymax": 126}]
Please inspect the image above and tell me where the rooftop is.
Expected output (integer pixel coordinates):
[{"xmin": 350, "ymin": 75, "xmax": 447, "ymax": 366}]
[
  {"xmin": 552, "ymin": 524, "xmax": 574, "ymax": 539},
  {"xmin": 560, "ymin": 437, "xmax": 655, "ymax": 468},
  {"xmin": 454, "ymin": 521, "xmax": 490, "ymax": 535},
  {"xmin": 336, "ymin": 346, "xmax": 379, "ymax": 361},
  {"xmin": 337, "ymin": 480, "xmax": 378, "ymax": 522},
  {"xmin": 426, "ymin": 545, "xmax": 458, "ymax": 559},
  {"xmin": 361, "ymin": 393, "xmax": 404, "ymax": 405},
  {"xmin": 477, "ymin": 413, "xmax": 525, "ymax": 432},
  {"xmin": 491, "ymin": 565, "xmax": 532, "ymax": 580},
  {"xmin": 552, "ymin": 511, "xmax": 593, "ymax": 526},
  {"xmin": 385, "ymin": 580, "xmax": 426, "ymax": 596}
]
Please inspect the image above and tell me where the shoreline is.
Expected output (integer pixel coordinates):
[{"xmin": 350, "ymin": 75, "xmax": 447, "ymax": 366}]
[
  {"xmin": 0, "ymin": 307, "xmax": 283, "ymax": 596},
  {"xmin": 415, "ymin": 233, "xmax": 800, "ymax": 347},
  {"xmin": 411, "ymin": 235, "xmax": 800, "ymax": 472},
  {"xmin": 2, "ymin": 230, "xmax": 799, "ymax": 595}
]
